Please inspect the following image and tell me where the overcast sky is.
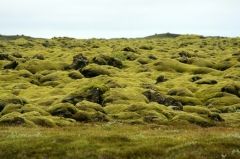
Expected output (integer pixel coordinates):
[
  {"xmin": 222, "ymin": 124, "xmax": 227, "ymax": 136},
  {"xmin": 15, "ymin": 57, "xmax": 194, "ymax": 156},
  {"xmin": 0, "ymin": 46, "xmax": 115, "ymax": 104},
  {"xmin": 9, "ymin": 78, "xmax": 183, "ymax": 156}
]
[{"xmin": 0, "ymin": 0, "xmax": 239, "ymax": 38}]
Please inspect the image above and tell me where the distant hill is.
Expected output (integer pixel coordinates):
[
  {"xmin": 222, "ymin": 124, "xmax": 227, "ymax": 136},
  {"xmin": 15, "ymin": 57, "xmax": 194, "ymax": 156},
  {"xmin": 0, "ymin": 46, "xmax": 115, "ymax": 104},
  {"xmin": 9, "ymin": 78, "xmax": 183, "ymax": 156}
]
[
  {"xmin": 145, "ymin": 33, "xmax": 181, "ymax": 38},
  {"xmin": 0, "ymin": 35, "xmax": 34, "ymax": 40}
]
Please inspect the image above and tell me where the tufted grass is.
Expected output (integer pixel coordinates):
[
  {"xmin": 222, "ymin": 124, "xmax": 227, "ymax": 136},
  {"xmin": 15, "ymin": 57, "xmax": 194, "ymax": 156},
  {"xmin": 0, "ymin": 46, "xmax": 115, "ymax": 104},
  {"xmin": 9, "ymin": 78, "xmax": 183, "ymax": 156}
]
[{"xmin": 0, "ymin": 124, "xmax": 239, "ymax": 159}]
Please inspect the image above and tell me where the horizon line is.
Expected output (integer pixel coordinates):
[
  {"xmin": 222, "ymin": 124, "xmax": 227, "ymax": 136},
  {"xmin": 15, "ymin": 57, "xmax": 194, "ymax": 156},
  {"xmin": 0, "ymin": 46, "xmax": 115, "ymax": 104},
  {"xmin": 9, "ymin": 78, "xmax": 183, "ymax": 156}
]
[{"xmin": 0, "ymin": 32, "xmax": 239, "ymax": 40}]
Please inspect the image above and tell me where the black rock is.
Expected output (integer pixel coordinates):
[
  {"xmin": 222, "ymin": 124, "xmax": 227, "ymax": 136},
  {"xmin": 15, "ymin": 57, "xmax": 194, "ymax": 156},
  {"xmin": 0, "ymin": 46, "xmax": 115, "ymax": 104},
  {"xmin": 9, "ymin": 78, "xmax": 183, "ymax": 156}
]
[
  {"xmin": 33, "ymin": 54, "xmax": 45, "ymax": 60},
  {"xmin": 191, "ymin": 76, "xmax": 202, "ymax": 82},
  {"xmin": 221, "ymin": 84, "xmax": 240, "ymax": 97},
  {"xmin": 0, "ymin": 53, "xmax": 10, "ymax": 60},
  {"xmin": 70, "ymin": 54, "xmax": 88, "ymax": 70},
  {"xmin": 143, "ymin": 90, "xmax": 183, "ymax": 109},
  {"xmin": 0, "ymin": 101, "xmax": 6, "ymax": 112},
  {"xmin": 3, "ymin": 61, "xmax": 18, "ymax": 69},
  {"xmin": 92, "ymin": 55, "xmax": 123, "ymax": 68},
  {"xmin": 122, "ymin": 47, "xmax": 136, "ymax": 52},
  {"xmin": 156, "ymin": 75, "xmax": 167, "ymax": 84},
  {"xmin": 62, "ymin": 87, "xmax": 105, "ymax": 105},
  {"xmin": 148, "ymin": 55, "xmax": 157, "ymax": 60},
  {"xmin": 196, "ymin": 79, "xmax": 218, "ymax": 85}
]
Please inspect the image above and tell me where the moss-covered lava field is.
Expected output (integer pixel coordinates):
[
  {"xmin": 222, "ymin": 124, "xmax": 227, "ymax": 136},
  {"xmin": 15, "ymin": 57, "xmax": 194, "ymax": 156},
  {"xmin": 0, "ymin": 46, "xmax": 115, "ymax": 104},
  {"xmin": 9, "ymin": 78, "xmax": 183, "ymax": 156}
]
[{"xmin": 0, "ymin": 34, "xmax": 239, "ymax": 158}]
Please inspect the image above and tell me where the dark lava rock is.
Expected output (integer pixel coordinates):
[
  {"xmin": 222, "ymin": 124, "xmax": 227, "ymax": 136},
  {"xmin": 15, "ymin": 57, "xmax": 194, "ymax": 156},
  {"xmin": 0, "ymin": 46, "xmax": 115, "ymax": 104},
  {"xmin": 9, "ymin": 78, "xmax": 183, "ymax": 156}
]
[
  {"xmin": 178, "ymin": 51, "xmax": 192, "ymax": 64},
  {"xmin": 70, "ymin": 54, "xmax": 88, "ymax": 70},
  {"xmin": 148, "ymin": 55, "xmax": 157, "ymax": 60},
  {"xmin": 0, "ymin": 101, "xmax": 6, "ymax": 112},
  {"xmin": 33, "ymin": 54, "xmax": 45, "ymax": 60},
  {"xmin": 196, "ymin": 79, "xmax": 218, "ymax": 85},
  {"xmin": 12, "ymin": 52, "xmax": 23, "ymax": 58},
  {"xmin": 122, "ymin": 47, "xmax": 137, "ymax": 52},
  {"xmin": 155, "ymin": 75, "xmax": 167, "ymax": 84},
  {"xmin": 221, "ymin": 84, "xmax": 240, "ymax": 97},
  {"xmin": 3, "ymin": 61, "xmax": 18, "ymax": 69},
  {"xmin": 81, "ymin": 66, "xmax": 110, "ymax": 78},
  {"xmin": 92, "ymin": 55, "xmax": 123, "ymax": 68},
  {"xmin": 143, "ymin": 90, "xmax": 182, "ymax": 109},
  {"xmin": 191, "ymin": 76, "xmax": 202, "ymax": 82},
  {"xmin": 49, "ymin": 103, "xmax": 77, "ymax": 118},
  {"xmin": 208, "ymin": 113, "xmax": 224, "ymax": 122},
  {"xmin": 62, "ymin": 87, "xmax": 105, "ymax": 105},
  {"xmin": 0, "ymin": 53, "xmax": 10, "ymax": 60}
]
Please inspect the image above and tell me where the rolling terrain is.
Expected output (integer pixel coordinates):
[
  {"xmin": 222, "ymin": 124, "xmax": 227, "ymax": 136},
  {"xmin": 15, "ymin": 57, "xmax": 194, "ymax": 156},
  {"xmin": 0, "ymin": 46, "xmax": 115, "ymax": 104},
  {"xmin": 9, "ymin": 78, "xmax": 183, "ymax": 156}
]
[{"xmin": 0, "ymin": 34, "xmax": 239, "ymax": 158}]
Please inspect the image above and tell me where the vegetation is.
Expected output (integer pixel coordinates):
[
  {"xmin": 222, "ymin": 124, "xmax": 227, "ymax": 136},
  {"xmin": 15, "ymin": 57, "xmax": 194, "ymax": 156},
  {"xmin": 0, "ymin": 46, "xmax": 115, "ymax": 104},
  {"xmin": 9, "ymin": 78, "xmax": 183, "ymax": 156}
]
[{"xmin": 0, "ymin": 33, "xmax": 240, "ymax": 158}]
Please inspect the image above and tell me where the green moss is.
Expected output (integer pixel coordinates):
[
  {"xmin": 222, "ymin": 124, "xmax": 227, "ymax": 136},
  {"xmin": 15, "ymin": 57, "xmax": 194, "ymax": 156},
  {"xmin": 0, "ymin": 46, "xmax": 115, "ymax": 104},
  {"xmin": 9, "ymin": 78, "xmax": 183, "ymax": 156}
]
[
  {"xmin": 205, "ymin": 96, "xmax": 240, "ymax": 107},
  {"xmin": 195, "ymin": 79, "xmax": 218, "ymax": 85},
  {"xmin": 81, "ymin": 64, "xmax": 117, "ymax": 77},
  {"xmin": 62, "ymin": 84, "xmax": 108, "ymax": 105},
  {"xmin": 172, "ymin": 112, "xmax": 214, "ymax": 127},
  {"xmin": 153, "ymin": 59, "xmax": 191, "ymax": 73},
  {"xmin": 183, "ymin": 106, "xmax": 211, "ymax": 115},
  {"xmin": 0, "ymin": 112, "xmax": 35, "ymax": 127},
  {"xmin": 216, "ymin": 104, "xmax": 240, "ymax": 113},
  {"xmin": 75, "ymin": 100, "xmax": 104, "ymax": 113},
  {"xmin": 104, "ymin": 104, "xmax": 129, "ymax": 114},
  {"xmin": 171, "ymin": 96, "xmax": 202, "ymax": 106},
  {"xmin": 68, "ymin": 71, "xmax": 84, "ymax": 79},
  {"xmin": 0, "ymin": 34, "xmax": 240, "ymax": 127},
  {"xmin": 21, "ymin": 104, "xmax": 50, "ymax": 116},
  {"xmin": 103, "ymin": 87, "xmax": 148, "ymax": 104},
  {"xmin": 92, "ymin": 54, "xmax": 123, "ymax": 68},
  {"xmin": 0, "ymin": 94, "xmax": 28, "ymax": 105},
  {"xmin": 167, "ymin": 88, "xmax": 194, "ymax": 97},
  {"xmin": 139, "ymin": 45, "xmax": 154, "ymax": 50},
  {"xmin": 1, "ymin": 104, "xmax": 22, "ymax": 115},
  {"xmin": 141, "ymin": 110, "xmax": 168, "ymax": 123},
  {"xmin": 48, "ymin": 103, "xmax": 78, "ymax": 118},
  {"xmin": 73, "ymin": 110, "xmax": 109, "ymax": 122},
  {"xmin": 17, "ymin": 59, "xmax": 65, "ymax": 74},
  {"xmin": 111, "ymin": 112, "xmax": 141, "ymax": 120}
]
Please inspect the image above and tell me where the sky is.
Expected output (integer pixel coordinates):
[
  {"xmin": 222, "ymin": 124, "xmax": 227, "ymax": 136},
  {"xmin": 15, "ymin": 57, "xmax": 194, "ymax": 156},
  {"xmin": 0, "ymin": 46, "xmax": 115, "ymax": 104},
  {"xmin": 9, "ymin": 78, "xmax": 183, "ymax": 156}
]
[{"xmin": 0, "ymin": 0, "xmax": 239, "ymax": 38}]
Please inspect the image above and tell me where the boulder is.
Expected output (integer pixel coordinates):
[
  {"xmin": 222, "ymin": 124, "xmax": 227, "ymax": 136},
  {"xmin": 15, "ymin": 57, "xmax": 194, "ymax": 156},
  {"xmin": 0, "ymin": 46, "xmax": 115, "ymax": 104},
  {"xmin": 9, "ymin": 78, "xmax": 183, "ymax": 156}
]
[
  {"xmin": 196, "ymin": 79, "xmax": 217, "ymax": 85},
  {"xmin": 0, "ymin": 53, "xmax": 10, "ymax": 60},
  {"xmin": 143, "ymin": 90, "xmax": 182, "ymax": 109},
  {"xmin": 62, "ymin": 86, "xmax": 106, "ymax": 105},
  {"xmin": 92, "ymin": 55, "xmax": 123, "ymax": 68},
  {"xmin": 3, "ymin": 61, "xmax": 18, "ymax": 69},
  {"xmin": 221, "ymin": 83, "xmax": 240, "ymax": 97},
  {"xmin": 70, "ymin": 54, "xmax": 88, "ymax": 70},
  {"xmin": 155, "ymin": 75, "xmax": 167, "ymax": 84},
  {"xmin": 48, "ymin": 103, "xmax": 78, "ymax": 118},
  {"xmin": 191, "ymin": 76, "xmax": 202, "ymax": 82},
  {"xmin": 32, "ymin": 54, "xmax": 45, "ymax": 60},
  {"xmin": 122, "ymin": 47, "xmax": 137, "ymax": 52},
  {"xmin": 81, "ymin": 64, "xmax": 111, "ymax": 78}
]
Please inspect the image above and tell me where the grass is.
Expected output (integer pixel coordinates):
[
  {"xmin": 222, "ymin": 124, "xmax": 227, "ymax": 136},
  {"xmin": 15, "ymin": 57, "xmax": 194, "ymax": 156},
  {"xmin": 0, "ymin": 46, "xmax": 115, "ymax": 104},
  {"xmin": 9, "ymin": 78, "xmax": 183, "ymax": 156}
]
[{"xmin": 0, "ymin": 124, "xmax": 239, "ymax": 159}]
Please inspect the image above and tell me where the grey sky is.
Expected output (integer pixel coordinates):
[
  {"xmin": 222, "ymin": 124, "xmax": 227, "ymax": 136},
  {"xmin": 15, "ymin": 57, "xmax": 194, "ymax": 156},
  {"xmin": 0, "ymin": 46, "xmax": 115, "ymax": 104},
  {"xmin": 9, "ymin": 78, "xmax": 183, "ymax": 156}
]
[{"xmin": 0, "ymin": 0, "xmax": 239, "ymax": 38}]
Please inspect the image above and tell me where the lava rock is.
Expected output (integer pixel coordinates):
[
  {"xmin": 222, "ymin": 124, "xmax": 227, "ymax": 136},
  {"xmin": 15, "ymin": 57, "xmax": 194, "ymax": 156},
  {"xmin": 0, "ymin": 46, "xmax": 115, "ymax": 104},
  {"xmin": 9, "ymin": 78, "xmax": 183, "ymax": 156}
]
[
  {"xmin": 0, "ymin": 53, "xmax": 10, "ymax": 60},
  {"xmin": 221, "ymin": 84, "xmax": 240, "ymax": 97},
  {"xmin": 62, "ymin": 87, "xmax": 105, "ymax": 105},
  {"xmin": 70, "ymin": 54, "xmax": 88, "ymax": 70},
  {"xmin": 92, "ymin": 55, "xmax": 123, "ymax": 68},
  {"xmin": 3, "ymin": 61, "xmax": 18, "ymax": 69},
  {"xmin": 143, "ymin": 90, "xmax": 182, "ymax": 109},
  {"xmin": 33, "ymin": 54, "xmax": 45, "ymax": 60},
  {"xmin": 156, "ymin": 75, "xmax": 167, "ymax": 84}
]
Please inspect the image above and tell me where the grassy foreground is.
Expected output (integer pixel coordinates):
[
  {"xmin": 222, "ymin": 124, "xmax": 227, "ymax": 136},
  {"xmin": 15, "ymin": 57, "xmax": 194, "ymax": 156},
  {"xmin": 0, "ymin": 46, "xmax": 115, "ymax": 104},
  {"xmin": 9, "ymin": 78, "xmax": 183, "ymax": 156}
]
[{"xmin": 0, "ymin": 124, "xmax": 239, "ymax": 159}]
